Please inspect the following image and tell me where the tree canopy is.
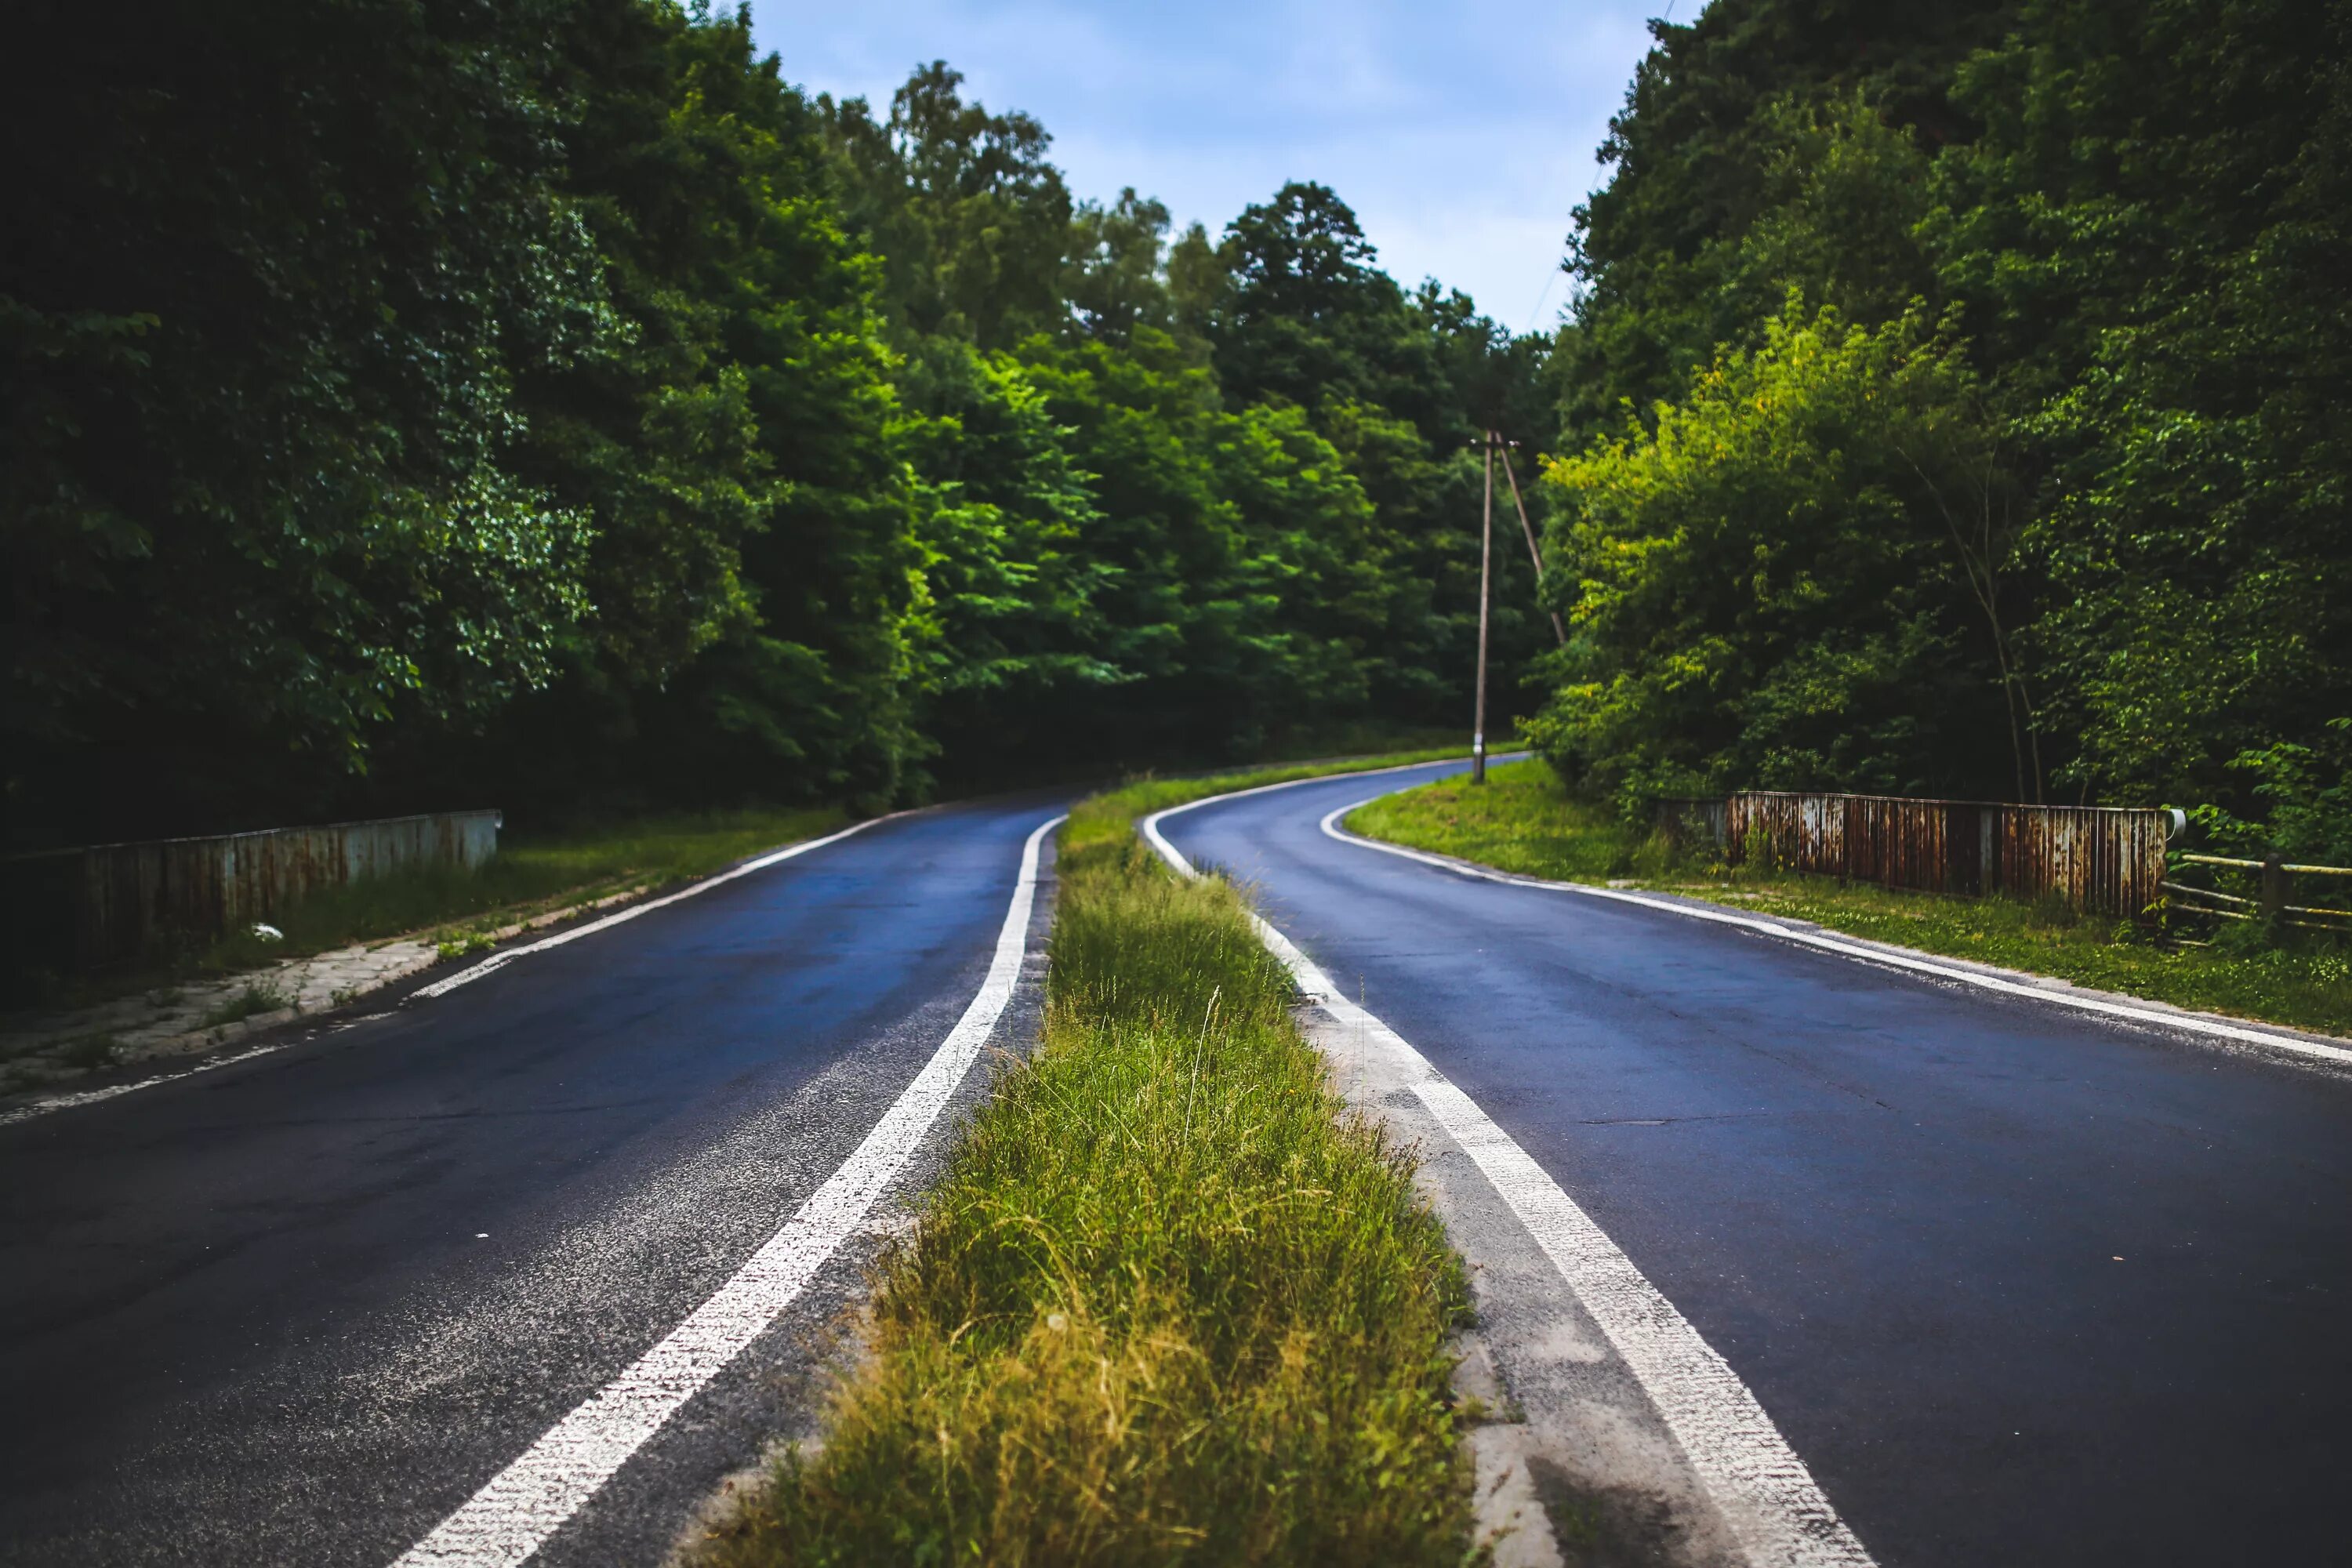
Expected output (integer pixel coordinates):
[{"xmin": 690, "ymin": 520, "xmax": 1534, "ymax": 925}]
[
  {"xmin": 3, "ymin": 5, "xmax": 1548, "ymax": 844},
  {"xmin": 1532, "ymin": 0, "xmax": 2352, "ymax": 847},
  {"xmin": 12, "ymin": 0, "xmax": 2336, "ymax": 855}
]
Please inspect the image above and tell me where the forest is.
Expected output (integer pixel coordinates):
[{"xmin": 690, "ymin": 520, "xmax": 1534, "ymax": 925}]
[
  {"xmin": 5, "ymin": 0, "xmax": 2347, "ymax": 856},
  {"xmin": 1534, "ymin": 0, "xmax": 2352, "ymax": 859},
  {"xmin": 3, "ymin": 0, "xmax": 1552, "ymax": 848}
]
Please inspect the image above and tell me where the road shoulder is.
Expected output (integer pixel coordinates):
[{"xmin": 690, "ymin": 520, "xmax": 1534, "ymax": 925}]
[
  {"xmin": 1303, "ymin": 997, "xmax": 1743, "ymax": 1568},
  {"xmin": 1328, "ymin": 814, "xmax": 2352, "ymax": 1074}
]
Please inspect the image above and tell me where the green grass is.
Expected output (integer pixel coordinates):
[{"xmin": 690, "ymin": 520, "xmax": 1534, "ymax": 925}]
[
  {"xmin": 1350, "ymin": 758, "xmax": 2352, "ymax": 1040},
  {"xmin": 694, "ymin": 757, "xmax": 1475, "ymax": 1566}
]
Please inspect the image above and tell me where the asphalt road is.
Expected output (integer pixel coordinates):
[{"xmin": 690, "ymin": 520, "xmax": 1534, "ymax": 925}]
[
  {"xmin": 0, "ymin": 794, "xmax": 1064, "ymax": 1567},
  {"xmin": 1163, "ymin": 760, "xmax": 2352, "ymax": 1568}
]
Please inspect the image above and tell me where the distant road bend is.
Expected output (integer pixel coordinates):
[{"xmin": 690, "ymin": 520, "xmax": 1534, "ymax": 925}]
[
  {"xmin": 0, "ymin": 795, "xmax": 1065, "ymax": 1567},
  {"xmin": 1154, "ymin": 758, "xmax": 2352, "ymax": 1568}
]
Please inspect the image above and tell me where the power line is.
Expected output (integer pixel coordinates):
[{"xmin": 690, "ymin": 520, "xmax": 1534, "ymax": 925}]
[{"xmin": 1523, "ymin": 263, "xmax": 1563, "ymax": 335}]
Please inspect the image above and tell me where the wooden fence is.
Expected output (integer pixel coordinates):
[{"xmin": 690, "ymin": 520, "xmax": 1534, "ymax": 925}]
[
  {"xmin": 2165, "ymin": 853, "xmax": 2352, "ymax": 934},
  {"xmin": 1657, "ymin": 791, "xmax": 2176, "ymax": 917},
  {"xmin": 2, "ymin": 809, "xmax": 502, "ymax": 975}
]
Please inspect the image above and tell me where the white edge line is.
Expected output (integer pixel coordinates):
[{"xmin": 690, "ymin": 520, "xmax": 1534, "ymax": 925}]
[
  {"xmin": 0, "ymin": 815, "xmax": 913, "ymax": 1129},
  {"xmin": 0, "ymin": 1042, "xmax": 291, "ymax": 1127},
  {"xmin": 1136, "ymin": 752, "xmax": 1514, "ymax": 877},
  {"xmin": 1139, "ymin": 783, "xmax": 1871, "ymax": 1567},
  {"xmin": 1314, "ymin": 798, "xmax": 2352, "ymax": 1069},
  {"xmin": 414, "ymin": 811, "xmax": 910, "ymax": 999},
  {"xmin": 393, "ymin": 811, "xmax": 1064, "ymax": 1568}
]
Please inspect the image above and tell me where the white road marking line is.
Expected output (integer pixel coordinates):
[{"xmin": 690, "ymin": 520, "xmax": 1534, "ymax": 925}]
[
  {"xmin": 1315, "ymin": 800, "xmax": 2352, "ymax": 1068},
  {"xmin": 1134, "ymin": 754, "xmax": 1519, "ymax": 882},
  {"xmin": 1, "ymin": 818, "xmax": 910, "ymax": 1130},
  {"xmin": 1134, "ymin": 755, "xmax": 1502, "ymax": 875},
  {"xmin": 391, "ymin": 811, "xmax": 1062, "ymax": 1568},
  {"xmin": 416, "ymin": 812, "xmax": 907, "ymax": 1000},
  {"xmin": 1140, "ymin": 789, "xmax": 1872, "ymax": 1567},
  {"xmin": 0, "ymin": 1042, "xmax": 289, "ymax": 1127}
]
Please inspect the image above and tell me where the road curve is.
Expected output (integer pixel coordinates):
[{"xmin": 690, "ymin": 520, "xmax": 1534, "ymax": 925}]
[
  {"xmin": 0, "ymin": 793, "xmax": 1065, "ymax": 1567},
  {"xmin": 1160, "ymin": 760, "xmax": 2352, "ymax": 1568}
]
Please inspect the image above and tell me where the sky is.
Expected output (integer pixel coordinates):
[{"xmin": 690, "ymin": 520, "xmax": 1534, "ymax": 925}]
[{"xmin": 746, "ymin": 1, "xmax": 1679, "ymax": 336}]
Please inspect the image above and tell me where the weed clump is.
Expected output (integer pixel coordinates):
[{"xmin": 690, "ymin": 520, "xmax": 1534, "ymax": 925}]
[
  {"xmin": 59, "ymin": 1032, "xmax": 119, "ymax": 1069},
  {"xmin": 195, "ymin": 981, "xmax": 290, "ymax": 1030}
]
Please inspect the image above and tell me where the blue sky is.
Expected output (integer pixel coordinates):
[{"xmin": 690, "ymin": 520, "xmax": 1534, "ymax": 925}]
[{"xmin": 746, "ymin": 1, "xmax": 1679, "ymax": 334}]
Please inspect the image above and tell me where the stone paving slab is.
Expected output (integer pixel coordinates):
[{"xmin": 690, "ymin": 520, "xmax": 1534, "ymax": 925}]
[{"xmin": 0, "ymin": 940, "xmax": 438, "ymax": 1094}]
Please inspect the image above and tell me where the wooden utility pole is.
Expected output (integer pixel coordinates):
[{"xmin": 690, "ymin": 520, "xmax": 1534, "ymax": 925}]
[
  {"xmin": 1495, "ymin": 437, "xmax": 1567, "ymax": 646},
  {"xmin": 1473, "ymin": 430, "xmax": 1494, "ymax": 785}
]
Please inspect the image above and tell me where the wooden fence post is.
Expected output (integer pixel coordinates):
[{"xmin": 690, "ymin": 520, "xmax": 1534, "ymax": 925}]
[{"xmin": 2259, "ymin": 853, "xmax": 2288, "ymax": 927}]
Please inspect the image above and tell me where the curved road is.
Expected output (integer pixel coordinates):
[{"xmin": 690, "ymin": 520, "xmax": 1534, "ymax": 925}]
[
  {"xmin": 0, "ymin": 794, "xmax": 1065, "ymax": 1566},
  {"xmin": 1161, "ymin": 759, "xmax": 2352, "ymax": 1567}
]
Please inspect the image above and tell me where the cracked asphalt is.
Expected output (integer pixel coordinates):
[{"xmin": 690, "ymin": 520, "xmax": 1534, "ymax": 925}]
[{"xmin": 0, "ymin": 794, "xmax": 1063, "ymax": 1566}]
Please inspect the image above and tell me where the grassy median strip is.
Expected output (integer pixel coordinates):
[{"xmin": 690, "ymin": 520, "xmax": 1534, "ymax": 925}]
[
  {"xmin": 695, "ymin": 757, "xmax": 1475, "ymax": 1566},
  {"xmin": 1351, "ymin": 758, "xmax": 2352, "ymax": 1040}
]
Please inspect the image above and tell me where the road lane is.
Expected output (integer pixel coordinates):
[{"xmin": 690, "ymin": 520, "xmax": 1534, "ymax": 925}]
[
  {"xmin": 1162, "ymin": 760, "xmax": 2352, "ymax": 1567},
  {"xmin": 0, "ymin": 794, "xmax": 1063, "ymax": 1567}
]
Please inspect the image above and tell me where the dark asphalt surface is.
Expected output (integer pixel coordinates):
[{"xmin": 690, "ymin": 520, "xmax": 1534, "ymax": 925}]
[
  {"xmin": 1165, "ymin": 760, "xmax": 2352, "ymax": 1568},
  {"xmin": 0, "ymin": 794, "xmax": 1064, "ymax": 1566}
]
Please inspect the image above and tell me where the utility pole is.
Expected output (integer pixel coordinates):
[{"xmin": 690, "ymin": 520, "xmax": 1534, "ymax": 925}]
[
  {"xmin": 1495, "ymin": 436, "xmax": 1567, "ymax": 647},
  {"xmin": 1473, "ymin": 430, "xmax": 1494, "ymax": 785}
]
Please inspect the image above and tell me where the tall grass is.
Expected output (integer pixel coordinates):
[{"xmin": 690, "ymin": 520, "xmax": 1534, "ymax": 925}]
[{"xmin": 696, "ymin": 764, "xmax": 1474, "ymax": 1566}]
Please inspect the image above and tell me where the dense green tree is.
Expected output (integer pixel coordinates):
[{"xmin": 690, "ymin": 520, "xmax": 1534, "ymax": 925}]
[
  {"xmin": 1530, "ymin": 301, "xmax": 2022, "ymax": 812},
  {"xmin": 1929, "ymin": 0, "xmax": 2352, "ymax": 806},
  {"xmin": 3, "ymin": 0, "xmax": 609, "ymax": 837},
  {"xmin": 1065, "ymin": 191, "xmax": 1181, "ymax": 348},
  {"xmin": 898, "ymin": 341, "xmax": 1121, "ymax": 771},
  {"xmin": 401, "ymin": 2, "xmax": 924, "ymax": 818},
  {"xmin": 1207, "ymin": 183, "xmax": 1449, "ymax": 441},
  {"xmin": 818, "ymin": 74, "xmax": 1559, "ymax": 774},
  {"xmin": 1558, "ymin": 1, "xmax": 2014, "ymax": 440},
  {"xmin": 5, "ymin": 5, "xmax": 1564, "ymax": 848},
  {"xmin": 820, "ymin": 64, "xmax": 1073, "ymax": 351},
  {"xmin": 1534, "ymin": 0, "xmax": 2352, "ymax": 858}
]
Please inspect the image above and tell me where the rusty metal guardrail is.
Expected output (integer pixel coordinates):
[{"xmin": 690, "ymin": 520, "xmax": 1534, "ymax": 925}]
[
  {"xmin": 3, "ymin": 809, "xmax": 502, "ymax": 976},
  {"xmin": 1656, "ymin": 790, "xmax": 2175, "ymax": 917}
]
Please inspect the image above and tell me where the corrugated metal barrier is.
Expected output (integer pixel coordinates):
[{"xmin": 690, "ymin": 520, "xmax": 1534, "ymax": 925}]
[
  {"xmin": 3, "ymin": 809, "xmax": 501, "ymax": 975},
  {"xmin": 1659, "ymin": 791, "xmax": 2172, "ymax": 917}
]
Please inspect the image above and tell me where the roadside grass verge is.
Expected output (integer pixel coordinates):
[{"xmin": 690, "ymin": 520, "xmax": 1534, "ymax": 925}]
[
  {"xmin": 695, "ymin": 757, "xmax": 1475, "ymax": 1566},
  {"xmin": 13, "ymin": 806, "xmax": 848, "ymax": 1014},
  {"xmin": 1349, "ymin": 758, "xmax": 2352, "ymax": 1040}
]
